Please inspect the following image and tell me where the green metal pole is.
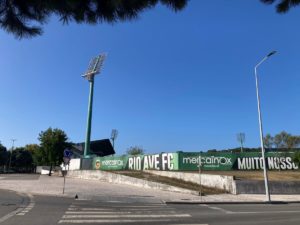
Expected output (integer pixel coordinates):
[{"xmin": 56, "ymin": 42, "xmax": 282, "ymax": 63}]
[{"xmin": 84, "ymin": 76, "xmax": 95, "ymax": 158}]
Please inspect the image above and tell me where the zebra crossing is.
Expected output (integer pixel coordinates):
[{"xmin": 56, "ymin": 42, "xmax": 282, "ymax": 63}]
[{"xmin": 58, "ymin": 201, "xmax": 207, "ymax": 224}]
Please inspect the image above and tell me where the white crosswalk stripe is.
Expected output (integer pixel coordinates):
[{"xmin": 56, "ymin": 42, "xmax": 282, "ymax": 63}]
[{"xmin": 58, "ymin": 203, "xmax": 193, "ymax": 224}]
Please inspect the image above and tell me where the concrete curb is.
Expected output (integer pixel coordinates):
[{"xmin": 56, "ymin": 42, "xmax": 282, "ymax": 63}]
[{"xmin": 165, "ymin": 201, "xmax": 300, "ymax": 205}]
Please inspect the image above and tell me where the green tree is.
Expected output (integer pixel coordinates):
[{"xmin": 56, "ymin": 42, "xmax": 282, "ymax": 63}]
[
  {"xmin": 263, "ymin": 134, "xmax": 274, "ymax": 149},
  {"xmin": 0, "ymin": 0, "xmax": 187, "ymax": 39},
  {"xmin": 274, "ymin": 131, "xmax": 290, "ymax": 148},
  {"xmin": 0, "ymin": 143, "xmax": 8, "ymax": 169},
  {"xmin": 261, "ymin": 0, "xmax": 300, "ymax": 13},
  {"xmin": 25, "ymin": 144, "xmax": 43, "ymax": 166},
  {"xmin": 126, "ymin": 146, "xmax": 145, "ymax": 155},
  {"xmin": 38, "ymin": 128, "xmax": 71, "ymax": 175},
  {"xmin": 286, "ymin": 135, "xmax": 300, "ymax": 149},
  {"xmin": 10, "ymin": 147, "xmax": 33, "ymax": 172}
]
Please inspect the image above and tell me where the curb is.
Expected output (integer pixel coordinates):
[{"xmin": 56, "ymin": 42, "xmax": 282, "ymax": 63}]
[{"xmin": 165, "ymin": 200, "xmax": 300, "ymax": 205}]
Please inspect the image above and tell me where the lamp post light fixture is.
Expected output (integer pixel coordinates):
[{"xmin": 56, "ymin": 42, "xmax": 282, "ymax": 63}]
[
  {"xmin": 254, "ymin": 50, "xmax": 277, "ymax": 202},
  {"xmin": 82, "ymin": 54, "xmax": 107, "ymax": 158}
]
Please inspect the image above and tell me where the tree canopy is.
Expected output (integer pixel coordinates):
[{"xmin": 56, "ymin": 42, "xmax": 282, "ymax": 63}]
[
  {"xmin": 126, "ymin": 146, "xmax": 145, "ymax": 155},
  {"xmin": 264, "ymin": 131, "xmax": 300, "ymax": 149},
  {"xmin": 38, "ymin": 127, "xmax": 71, "ymax": 166},
  {"xmin": 10, "ymin": 147, "xmax": 33, "ymax": 170},
  {"xmin": 0, "ymin": 0, "xmax": 187, "ymax": 39},
  {"xmin": 0, "ymin": 143, "xmax": 8, "ymax": 167},
  {"xmin": 261, "ymin": 0, "xmax": 300, "ymax": 13}
]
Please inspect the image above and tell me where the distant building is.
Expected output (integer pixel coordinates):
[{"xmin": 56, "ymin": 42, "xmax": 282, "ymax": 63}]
[{"xmin": 71, "ymin": 139, "xmax": 115, "ymax": 158}]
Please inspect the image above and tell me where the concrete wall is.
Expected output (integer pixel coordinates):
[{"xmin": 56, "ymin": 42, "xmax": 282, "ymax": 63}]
[
  {"xmin": 67, "ymin": 170, "xmax": 199, "ymax": 195},
  {"xmin": 61, "ymin": 159, "xmax": 81, "ymax": 171},
  {"xmin": 235, "ymin": 180, "xmax": 300, "ymax": 194},
  {"xmin": 146, "ymin": 170, "xmax": 236, "ymax": 194}
]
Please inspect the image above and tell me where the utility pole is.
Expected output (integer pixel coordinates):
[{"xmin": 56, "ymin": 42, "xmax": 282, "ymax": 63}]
[
  {"xmin": 8, "ymin": 139, "xmax": 16, "ymax": 170},
  {"xmin": 82, "ymin": 54, "xmax": 107, "ymax": 158},
  {"xmin": 254, "ymin": 50, "xmax": 277, "ymax": 202}
]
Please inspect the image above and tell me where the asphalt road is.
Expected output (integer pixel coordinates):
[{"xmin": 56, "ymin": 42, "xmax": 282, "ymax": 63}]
[
  {"xmin": 0, "ymin": 189, "xmax": 30, "ymax": 223},
  {"xmin": 1, "ymin": 191, "xmax": 300, "ymax": 225}
]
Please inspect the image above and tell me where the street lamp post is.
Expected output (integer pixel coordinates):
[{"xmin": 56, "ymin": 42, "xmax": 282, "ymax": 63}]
[
  {"xmin": 254, "ymin": 50, "xmax": 276, "ymax": 202},
  {"xmin": 8, "ymin": 139, "xmax": 16, "ymax": 170},
  {"xmin": 82, "ymin": 54, "xmax": 106, "ymax": 158}
]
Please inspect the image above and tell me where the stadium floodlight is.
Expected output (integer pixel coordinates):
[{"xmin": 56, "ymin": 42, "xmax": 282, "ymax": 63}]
[
  {"xmin": 110, "ymin": 129, "xmax": 118, "ymax": 150},
  {"xmin": 82, "ymin": 54, "xmax": 106, "ymax": 81},
  {"xmin": 237, "ymin": 133, "xmax": 245, "ymax": 153},
  {"xmin": 82, "ymin": 53, "xmax": 107, "ymax": 158},
  {"xmin": 254, "ymin": 50, "xmax": 277, "ymax": 202}
]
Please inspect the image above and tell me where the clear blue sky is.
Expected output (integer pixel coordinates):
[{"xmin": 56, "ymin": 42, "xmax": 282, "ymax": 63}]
[{"xmin": 0, "ymin": 1, "xmax": 299, "ymax": 154}]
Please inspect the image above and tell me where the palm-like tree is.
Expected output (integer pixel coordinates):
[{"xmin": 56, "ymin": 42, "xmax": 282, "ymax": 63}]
[
  {"xmin": 261, "ymin": 0, "xmax": 300, "ymax": 13},
  {"xmin": 0, "ymin": 0, "xmax": 187, "ymax": 39}
]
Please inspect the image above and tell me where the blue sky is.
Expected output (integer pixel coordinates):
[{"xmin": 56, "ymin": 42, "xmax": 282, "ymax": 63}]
[{"xmin": 0, "ymin": 1, "xmax": 299, "ymax": 154}]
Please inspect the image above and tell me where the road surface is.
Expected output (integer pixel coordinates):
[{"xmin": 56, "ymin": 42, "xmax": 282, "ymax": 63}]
[{"xmin": 0, "ymin": 190, "xmax": 300, "ymax": 224}]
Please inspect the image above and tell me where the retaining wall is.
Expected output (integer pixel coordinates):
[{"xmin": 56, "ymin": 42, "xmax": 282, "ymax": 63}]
[
  {"xmin": 66, "ymin": 170, "xmax": 199, "ymax": 195},
  {"xmin": 146, "ymin": 170, "xmax": 236, "ymax": 194},
  {"xmin": 235, "ymin": 180, "xmax": 300, "ymax": 194}
]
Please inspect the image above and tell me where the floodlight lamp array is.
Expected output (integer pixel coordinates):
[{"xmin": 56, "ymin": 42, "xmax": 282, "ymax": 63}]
[{"xmin": 82, "ymin": 54, "xmax": 106, "ymax": 81}]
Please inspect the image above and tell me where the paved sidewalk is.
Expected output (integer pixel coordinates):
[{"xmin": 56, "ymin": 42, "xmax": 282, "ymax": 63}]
[{"xmin": 1, "ymin": 174, "xmax": 300, "ymax": 203}]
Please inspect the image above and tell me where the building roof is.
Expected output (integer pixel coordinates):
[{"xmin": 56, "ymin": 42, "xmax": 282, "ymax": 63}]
[{"xmin": 72, "ymin": 139, "xmax": 115, "ymax": 157}]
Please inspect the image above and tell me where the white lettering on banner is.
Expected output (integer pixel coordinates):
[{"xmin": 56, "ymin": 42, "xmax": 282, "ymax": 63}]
[
  {"xmin": 143, "ymin": 156, "xmax": 149, "ymax": 170},
  {"xmin": 162, "ymin": 153, "xmax": 168, "ymax": 170},
  {"xmin": 149, "ymin": 155, "xmax": 155, "ymax": 169},
  {"xmin": 237, "ymin": 157, "xmax": 299, "ymax": 170},
  {"xmin": 161, "ymin": 153, "xmax": 174, "ymax": 170},
  {"xmin": 128, "ymin": 154, "xmax": 175, "ymax": 171},
  {"xmin": 136, "ymin": 157, "xmax": 141, "ymax": 170},
  {"xmin": 168, "ymin": 153, "xmax": 174, "ymax": 170},
  {"xmin": 101, "ymin": 160, "xmax": 123, "ymax": 166},
  {"xmin": 154, "ymin": 154, "xmax": 159, "ymax": 170},
  {"xmin": 238, "ymin": 158, "xmax": 246, "ymax": 170},
  {"xmin": 128, "ymin": 158, "xmax": 133, "ymax": 170},
  {"xmin": 182, "ymin": 156, "xmax": 232, "ymax": 166}
]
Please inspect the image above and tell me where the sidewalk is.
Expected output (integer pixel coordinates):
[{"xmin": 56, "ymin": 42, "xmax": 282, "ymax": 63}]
[{"xmin": 1, "ymin": 174, "xmax": 300, "ymax": 204}]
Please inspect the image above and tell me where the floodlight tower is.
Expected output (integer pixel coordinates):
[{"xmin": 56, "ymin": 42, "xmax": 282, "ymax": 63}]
[
  {"xmin": 110, "ymin": 129, "xmax": 118, "ymax": 150},
  {"xmin": 82, "ymin": 54, "xmax": 106, "ymax": 158},
  {"xmin": 237, "ymin": 133, "xmax": 245, "ymax": 152}
]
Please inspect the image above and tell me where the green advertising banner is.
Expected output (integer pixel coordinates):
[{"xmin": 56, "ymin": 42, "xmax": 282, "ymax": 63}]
[
  {"xmin": 127, "ymin": 153, "xmax": 179, "ymax": 171},
  {"xmin": 92, "ymin": 151, "xmax": 299, "ymax": 171},
  {"xmin": 93, "ymin": 155, "xmax": 128, "ymax": 170},
  {"xmin": 178, "ymin": 152, "xmax": 299, "ymax": 171}
]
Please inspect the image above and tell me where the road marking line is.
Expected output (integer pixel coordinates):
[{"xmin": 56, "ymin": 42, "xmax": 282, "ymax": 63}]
[
  {"xmin": 65, "ymin": 212, "xmax": 132, "ymax": 215},
  {"xmin": 0, "ymin": 192, "xmax": 34, "ymax": 222},
  {"xmin": 65, "ymin": 210, "xmax": 179, "ymax": 214},
  {"xmin": 227, "ymin": 210, "xmax": 300, "ymax": 214},
  {"xmin": 58, "ymin": 219, "xmax": 172, "ymax": 223},
  {"xmin": 68, "ymin": 208, "xmax": 112, "ymax": 211},
  {"xmin": 203, "ymin": 205, "xmax": 233, "ymax": 214},
  {"xmin": 62, "ymin": 214, "xmax": 191, "ymax": 218}
]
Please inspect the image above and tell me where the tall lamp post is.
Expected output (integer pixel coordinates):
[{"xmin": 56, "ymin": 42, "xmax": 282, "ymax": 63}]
[
  {"xmin": 82, "ymin": 54, "xmax": 106, "ymax": 158},
  {"xmin": 254, "ymin": 50, "xmax": 276, "ymax": 202},
  {"xmin": 8, "ymin": 139, "xmax": 16, "ymax": 170}
]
